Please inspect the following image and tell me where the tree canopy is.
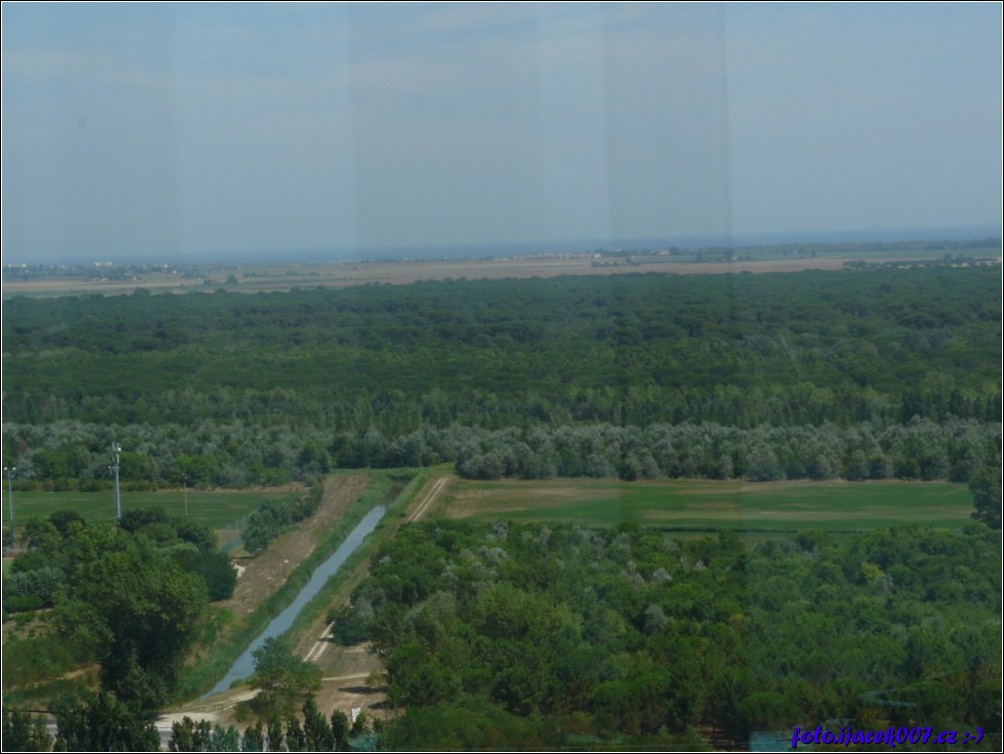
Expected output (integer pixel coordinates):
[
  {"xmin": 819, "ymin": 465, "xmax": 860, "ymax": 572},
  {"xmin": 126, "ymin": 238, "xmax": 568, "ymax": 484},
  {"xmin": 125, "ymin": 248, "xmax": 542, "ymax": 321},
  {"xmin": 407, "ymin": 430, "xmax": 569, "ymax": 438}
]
[
  {"xmin": 249, "ymin": 637, "xmax": 322, "ymax": 718},
  {"xmin": 338, "ymin": 520, "xmax": 1001, "ymax": 749}
]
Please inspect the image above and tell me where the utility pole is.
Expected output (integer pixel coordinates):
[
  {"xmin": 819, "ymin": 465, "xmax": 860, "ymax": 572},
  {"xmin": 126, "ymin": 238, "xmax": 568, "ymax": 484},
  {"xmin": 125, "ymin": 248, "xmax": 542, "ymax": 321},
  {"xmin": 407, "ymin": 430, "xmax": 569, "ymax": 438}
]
[
  {"xmin": 111, "ymin": 442, "xmax": 122, "ymax": 524},
  {"xmin": 3, "ymin": 465, "xmax": 15, "ymax": 523}
]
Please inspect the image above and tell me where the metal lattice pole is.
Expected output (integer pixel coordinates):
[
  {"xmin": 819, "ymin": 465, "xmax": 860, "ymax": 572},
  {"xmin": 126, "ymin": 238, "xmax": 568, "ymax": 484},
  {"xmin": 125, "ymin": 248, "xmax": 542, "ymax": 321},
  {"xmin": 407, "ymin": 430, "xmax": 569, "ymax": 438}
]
[
  {"xmin": 3, "ymin": 466, "xmax": 15, "ymax": 523},
  {"xmin": 111, "ymin": 442, "xmax": 122, "ymax": 524}
]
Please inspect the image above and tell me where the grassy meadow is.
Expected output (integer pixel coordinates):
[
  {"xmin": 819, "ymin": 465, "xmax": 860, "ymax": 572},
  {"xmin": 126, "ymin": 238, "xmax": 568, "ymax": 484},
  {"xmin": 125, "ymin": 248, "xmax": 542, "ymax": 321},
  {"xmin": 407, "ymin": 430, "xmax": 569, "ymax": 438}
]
[
  {"xmin": 440, "ymin": 478, "xmax": 975, "ymax": 532},
  {"xmin": 3, "ymin": 488, "xmax": 298, "ymax": 530},
  {"xmin": 5, "ymin": 477, "xmax": 976, "ymax": 537}
]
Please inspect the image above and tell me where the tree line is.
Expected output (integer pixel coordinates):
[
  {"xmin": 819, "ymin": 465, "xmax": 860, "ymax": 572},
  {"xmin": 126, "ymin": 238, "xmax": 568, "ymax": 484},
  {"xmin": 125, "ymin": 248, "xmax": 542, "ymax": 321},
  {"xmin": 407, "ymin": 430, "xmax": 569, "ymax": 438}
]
[
  {"xmin": 4, "ymin": 268, "xmax": 999, "ymax": 492},
  {"xmin": 4, "ymin": 269, "xmax": 999, "ymax": 508},
  {"xmin": 1, "ymin": 690, "xmax": 370, "ymax": 752},
  {"xmin": 4, "ymin": 416, "xmax": 998, "ymax": 491}
]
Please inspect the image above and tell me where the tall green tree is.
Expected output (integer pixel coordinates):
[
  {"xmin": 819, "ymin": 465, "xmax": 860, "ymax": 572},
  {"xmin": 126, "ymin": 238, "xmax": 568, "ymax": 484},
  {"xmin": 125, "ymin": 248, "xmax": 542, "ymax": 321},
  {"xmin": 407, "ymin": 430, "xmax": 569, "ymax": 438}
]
[
  {"xmin": 53, "ymin": 526, "xmax": 207, "ymax": 708},
  {"xmin": 302, "ymin": 696, "xmax": 334, "ymax": 751},
  {"xmin": 240, "ymin": 722, "xmax": 265, "ymax": 753},
  {"xmin": 2, "ymin": 706, "xmax": 53, "ymax": 752},
  {"xmin": 168, "ymin": 717, "xmax": 212, "ymax": 752},
  {"xmin": 969, "ymin": 464, "xmax": 1002, "ymax": 529},
  {"xmin": 250, "ymin": 637, "xmax": 322, "ymax": 718},
  {"xmin": 265, "ymin": 718, "xmax": 284, "ymax": 753},
  {"xmin": 52, "ymin": 691, "xmax": 159, "ymax": 752},
  {"xmin": 330, "ymin": 709, "xmax": 350, "ymax": 750}
]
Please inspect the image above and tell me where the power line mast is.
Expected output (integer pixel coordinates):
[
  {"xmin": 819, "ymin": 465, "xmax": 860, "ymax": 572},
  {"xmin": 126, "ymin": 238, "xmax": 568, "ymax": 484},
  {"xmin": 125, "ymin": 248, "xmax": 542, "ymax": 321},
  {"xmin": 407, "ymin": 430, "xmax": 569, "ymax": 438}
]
[
  {"xmin": 3, "ymin": 465, "xmax": 15, "ymax": 523},
  {"xmin": 111, "ymin": 442, "xmax": 122, "ymax": 524}
]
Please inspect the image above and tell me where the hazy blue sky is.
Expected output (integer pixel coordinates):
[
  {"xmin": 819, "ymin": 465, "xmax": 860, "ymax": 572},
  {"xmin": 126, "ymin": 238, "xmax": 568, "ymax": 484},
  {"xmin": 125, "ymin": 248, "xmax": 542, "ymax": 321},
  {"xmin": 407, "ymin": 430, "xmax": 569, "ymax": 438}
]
[{"xmin": 2, "ymin": 2, "xmax": 1001, "ymax": 263}]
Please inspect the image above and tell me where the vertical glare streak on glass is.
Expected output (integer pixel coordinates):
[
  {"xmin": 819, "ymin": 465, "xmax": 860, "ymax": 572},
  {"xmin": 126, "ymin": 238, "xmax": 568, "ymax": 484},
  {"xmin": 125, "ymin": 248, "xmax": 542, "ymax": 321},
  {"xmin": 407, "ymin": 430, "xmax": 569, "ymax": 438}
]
[
  {"xmin": 534, "ymin": 5, "xmax": 612, "ymax": 249},
  {"xmin": 600, "ymin": 3, "xmax": 733, "ymax": 243}
]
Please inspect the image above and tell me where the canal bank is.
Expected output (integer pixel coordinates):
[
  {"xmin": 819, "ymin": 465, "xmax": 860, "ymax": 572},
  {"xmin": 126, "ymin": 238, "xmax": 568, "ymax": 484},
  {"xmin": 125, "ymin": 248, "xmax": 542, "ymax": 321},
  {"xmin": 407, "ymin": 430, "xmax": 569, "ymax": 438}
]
[{"xmin": 203, "ymin": 504, "xmax": 389, "ymax": 697}]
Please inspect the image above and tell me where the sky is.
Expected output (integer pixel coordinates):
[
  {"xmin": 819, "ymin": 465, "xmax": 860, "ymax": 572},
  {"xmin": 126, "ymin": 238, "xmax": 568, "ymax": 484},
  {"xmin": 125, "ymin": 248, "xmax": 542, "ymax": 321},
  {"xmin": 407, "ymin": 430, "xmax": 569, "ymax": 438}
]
[{"xmin": 2, "ymin": 2, "xmax": 1001, "ymax": 264}]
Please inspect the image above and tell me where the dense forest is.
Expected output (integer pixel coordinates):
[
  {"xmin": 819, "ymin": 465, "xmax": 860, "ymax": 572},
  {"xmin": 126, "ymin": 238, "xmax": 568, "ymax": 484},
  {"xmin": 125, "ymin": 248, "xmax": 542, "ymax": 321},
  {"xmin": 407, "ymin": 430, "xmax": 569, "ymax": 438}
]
[
  {"xmin": 3, "ymin": 266, "xmax": 1000, "ymax": 491},
  {"xmin": 331, "ymin": 520, "xmax": 1001, "ymax": 750}
]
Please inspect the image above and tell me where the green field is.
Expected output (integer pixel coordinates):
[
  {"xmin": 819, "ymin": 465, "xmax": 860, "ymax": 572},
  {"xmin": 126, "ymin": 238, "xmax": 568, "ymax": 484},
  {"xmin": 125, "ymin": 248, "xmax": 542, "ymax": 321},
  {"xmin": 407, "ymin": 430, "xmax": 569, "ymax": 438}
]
[
  {"xmin": 442, "ymin": 478, "xmax": 975, "ymax": 532},
  {"xmin": 3, "ymin": 488, "xmax": 298, "ymax": 530}
]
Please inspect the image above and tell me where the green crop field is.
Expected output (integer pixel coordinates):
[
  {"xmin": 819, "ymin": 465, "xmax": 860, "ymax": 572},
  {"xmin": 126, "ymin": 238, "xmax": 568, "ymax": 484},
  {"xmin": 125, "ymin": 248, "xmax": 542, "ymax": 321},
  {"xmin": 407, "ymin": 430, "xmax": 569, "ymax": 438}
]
[
  {"xmin": 441, "ymin": 478, "xmax": 975, "ymax": 532},
  {"xmin": 3, "ymin": 488, "xmax": 299, "ymax": 530}
]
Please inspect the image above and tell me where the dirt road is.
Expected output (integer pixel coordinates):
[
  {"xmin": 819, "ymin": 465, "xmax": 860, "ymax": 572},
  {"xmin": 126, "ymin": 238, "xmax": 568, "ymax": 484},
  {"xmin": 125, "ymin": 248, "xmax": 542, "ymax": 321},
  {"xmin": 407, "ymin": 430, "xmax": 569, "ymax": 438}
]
[{"xmin": 406, "ymin": 474, "xmax": 451, "ymax": 523}]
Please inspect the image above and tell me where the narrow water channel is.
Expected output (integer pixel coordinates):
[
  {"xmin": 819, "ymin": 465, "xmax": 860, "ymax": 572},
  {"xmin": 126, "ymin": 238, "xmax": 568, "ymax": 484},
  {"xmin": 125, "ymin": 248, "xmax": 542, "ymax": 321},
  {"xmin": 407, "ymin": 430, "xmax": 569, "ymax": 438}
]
[{"xmin": 204, "ymin": 505, "xmax": 387, "ymax": 697}]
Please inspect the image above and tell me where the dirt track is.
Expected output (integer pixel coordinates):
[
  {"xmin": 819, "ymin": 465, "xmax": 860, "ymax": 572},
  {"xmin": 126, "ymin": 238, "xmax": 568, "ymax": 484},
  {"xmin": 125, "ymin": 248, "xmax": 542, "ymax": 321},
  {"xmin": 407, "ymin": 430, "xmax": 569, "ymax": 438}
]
[{"xmin": 406, "ymin": 474, "xmax": 451, "ymax": 523}]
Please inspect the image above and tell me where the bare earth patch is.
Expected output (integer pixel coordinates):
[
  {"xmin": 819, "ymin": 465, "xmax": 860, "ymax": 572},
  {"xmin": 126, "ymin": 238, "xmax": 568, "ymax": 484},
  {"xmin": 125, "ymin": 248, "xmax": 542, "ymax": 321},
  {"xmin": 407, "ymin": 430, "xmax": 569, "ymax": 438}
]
[{"xmin": 310, "ymin": 643, "xmax": 390, "ymax": 727}]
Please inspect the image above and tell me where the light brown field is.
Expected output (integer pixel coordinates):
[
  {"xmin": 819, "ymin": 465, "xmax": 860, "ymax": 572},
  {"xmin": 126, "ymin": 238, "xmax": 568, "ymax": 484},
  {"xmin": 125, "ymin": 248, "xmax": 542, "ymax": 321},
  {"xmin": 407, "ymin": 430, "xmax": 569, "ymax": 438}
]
[{"xmin": 2, "ymin": 255, "xmax": 861, "ymax": 298}]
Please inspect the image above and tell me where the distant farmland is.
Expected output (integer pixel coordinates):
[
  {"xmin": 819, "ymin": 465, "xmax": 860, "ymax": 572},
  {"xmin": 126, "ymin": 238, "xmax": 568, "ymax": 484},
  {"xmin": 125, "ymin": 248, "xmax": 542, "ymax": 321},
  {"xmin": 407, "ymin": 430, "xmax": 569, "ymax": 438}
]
[{"xmin": 439, "ymin": 478, "xmax": 975, "ymax": 533}]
